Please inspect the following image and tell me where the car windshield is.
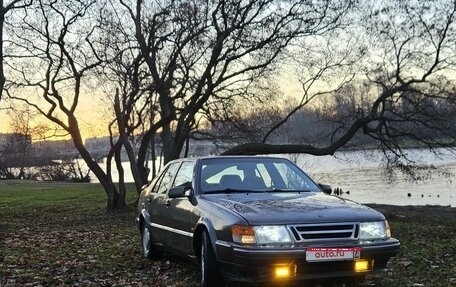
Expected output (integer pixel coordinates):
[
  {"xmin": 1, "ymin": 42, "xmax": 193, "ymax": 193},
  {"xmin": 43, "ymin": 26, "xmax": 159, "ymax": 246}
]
[{"xmin": 199, "ymin": 157, "xmax": 320, "ymax": 194}]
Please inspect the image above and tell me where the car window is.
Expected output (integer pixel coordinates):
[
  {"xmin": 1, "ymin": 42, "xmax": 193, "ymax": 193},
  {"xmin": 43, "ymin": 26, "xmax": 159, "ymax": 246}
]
[
  {"xmin": 173, "ymin": 161, "xmax": 194, "ymax": 188},
  {"xmin": 203, "ymin": 163, "xmax": 272, "ymax": 189},
  {"xmin": 205, "ymin": 165, "xmax": 244, "ymax": 184},
  {"xmin": 151, "ymin": 167, "xmax": 167, "ymax": 193},
  {"xmin": 200, "ymin": 158, "xmax": 319, "ymax": 193},
  {"xmin": 273, "ymin": 162, "xmax": 315, "ymax": 190},
  {"xmin": 256, "ymin": 164, "xmax": 272, "ymax": 187},
  {"xmin": 156, "ymin": 162, "xmax": 180, "ymax": 194}
]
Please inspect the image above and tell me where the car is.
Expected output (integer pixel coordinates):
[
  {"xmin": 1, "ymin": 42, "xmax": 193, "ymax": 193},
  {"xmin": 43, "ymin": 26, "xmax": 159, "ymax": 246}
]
[{"xmin": 136, "ymin": 156, "xmax": 400, "ymax": 287}]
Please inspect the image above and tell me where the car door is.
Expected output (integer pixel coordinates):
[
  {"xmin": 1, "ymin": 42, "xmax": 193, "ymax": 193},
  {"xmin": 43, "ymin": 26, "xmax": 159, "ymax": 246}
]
[
  {"xmin": 159, "ymin": 160, "xmax": 196, "ymax": 254},
  {"xmin": 161, "ymin": 160, "xmax": 196, "ymax": 254},
  {"xmin": 147, "ymin": 162, "xmax": 181, "ymax": 243}
]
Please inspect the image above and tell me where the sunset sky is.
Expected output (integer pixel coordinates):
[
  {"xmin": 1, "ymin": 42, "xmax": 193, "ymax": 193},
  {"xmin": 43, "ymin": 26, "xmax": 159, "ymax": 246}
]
[
  {"xmin": 0, "ymin": 94, "xmax": 111, "ymax": 141},
  {"xmin": 0, "ymin": 71, "xmax": 304, "ymax": 142}
]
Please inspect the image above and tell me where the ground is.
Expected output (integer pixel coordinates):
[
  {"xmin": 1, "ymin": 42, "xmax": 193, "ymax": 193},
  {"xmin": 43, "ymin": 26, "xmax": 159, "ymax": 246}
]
[{"xmin": 0, "ymin": 180, "xmax": 455, "ymax": 286}]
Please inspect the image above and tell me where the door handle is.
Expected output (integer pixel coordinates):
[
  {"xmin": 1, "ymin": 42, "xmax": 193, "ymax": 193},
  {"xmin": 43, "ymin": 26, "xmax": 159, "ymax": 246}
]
[{"xmin": 164, "ymin": 199, "xmax": 171, "ymax": 207}]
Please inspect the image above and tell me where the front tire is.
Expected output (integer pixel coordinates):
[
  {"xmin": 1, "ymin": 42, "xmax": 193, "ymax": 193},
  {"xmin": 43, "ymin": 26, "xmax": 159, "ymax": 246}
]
[
  {"xmin": 200, "ymin": 230, "xmax": 223, "ymax": 287},
  {"xmin": 141, "ymin": 222, "xmax": 160, "ymax": 259}
]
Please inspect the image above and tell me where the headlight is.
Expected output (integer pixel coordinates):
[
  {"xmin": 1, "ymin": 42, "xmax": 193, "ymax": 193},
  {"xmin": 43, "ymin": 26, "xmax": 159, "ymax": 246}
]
[
  {"xmin": 359, "ymin": 221, "xmax": 390, "ymax": 240},
  {"xmin": 254, "ymin": 226, "xmax": 292, "ymax": 244},
  {"xmin": 232, "ymin": 225, "xmax": 292, "ymax": 244}
]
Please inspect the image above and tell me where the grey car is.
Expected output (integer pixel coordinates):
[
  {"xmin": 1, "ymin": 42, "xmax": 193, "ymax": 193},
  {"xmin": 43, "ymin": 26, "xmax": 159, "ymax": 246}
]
[{"xmin": 137, "ymin": 156, "xmax": 400, "ymax": 286}]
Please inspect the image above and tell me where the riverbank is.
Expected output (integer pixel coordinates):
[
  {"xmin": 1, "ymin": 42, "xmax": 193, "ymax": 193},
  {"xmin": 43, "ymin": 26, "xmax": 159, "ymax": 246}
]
[
  {"xmin": 367, "ymin": 203, "xmax": 456, "ymax": 219},
  {"xmin": 1, "ymin": 182, "xmax": 455, "ymax": 286}
]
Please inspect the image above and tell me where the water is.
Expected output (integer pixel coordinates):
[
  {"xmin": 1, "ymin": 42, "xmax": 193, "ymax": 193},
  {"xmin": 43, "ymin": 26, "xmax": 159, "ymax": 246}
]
[
  {"xmin": 294, "ymin": 148, "xmax": 456, "ymax": 207},
  {"xmin": 89, "ymin": 148, "xmax": 456, "ymax": 207}
]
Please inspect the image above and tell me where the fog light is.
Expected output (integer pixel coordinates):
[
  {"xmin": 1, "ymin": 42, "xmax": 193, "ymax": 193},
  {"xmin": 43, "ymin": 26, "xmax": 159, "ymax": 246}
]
[
  {"xmin": 274, "ymin": 265, "xmax": 296, "ymax": 279},
  {"xmin": 354, "ymin": 259, "xmax": 370, "ymax": 272}
]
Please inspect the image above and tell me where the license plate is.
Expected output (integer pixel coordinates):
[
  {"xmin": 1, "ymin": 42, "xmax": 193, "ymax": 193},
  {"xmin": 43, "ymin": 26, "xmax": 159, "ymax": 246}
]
[{"xmin": 306, "ymin": 247, "xmax": 361, "ymax": 262}]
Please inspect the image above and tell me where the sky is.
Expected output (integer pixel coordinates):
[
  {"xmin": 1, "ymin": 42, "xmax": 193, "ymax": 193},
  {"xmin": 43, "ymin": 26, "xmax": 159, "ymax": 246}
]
[
  {"xmin": 0, "ymin": 94, "xmax": 111, "ymax": 141},
  {"xmin": 0, "ymin": 69, "xmax": 305, "ymax": 142}
]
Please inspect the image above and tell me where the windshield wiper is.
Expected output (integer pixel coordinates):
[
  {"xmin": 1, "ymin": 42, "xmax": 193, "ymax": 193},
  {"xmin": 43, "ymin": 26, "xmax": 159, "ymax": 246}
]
[
  {"xmin": 267, "ymin": 188, "xmax": 287, "ymax": 192},
  {"xmin": 203, "ymin": 188, "xmax": 261, "ymax": 195},
  {"xmin": 267, "ymin": 188, "xmax": 314, "ymax": 193}
]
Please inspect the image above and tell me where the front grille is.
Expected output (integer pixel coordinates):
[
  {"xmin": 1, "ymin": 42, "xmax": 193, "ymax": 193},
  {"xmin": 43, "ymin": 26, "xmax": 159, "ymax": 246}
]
[{"xmin": 289, "ymin": 222, "xmax": 358, "ymax": 241}]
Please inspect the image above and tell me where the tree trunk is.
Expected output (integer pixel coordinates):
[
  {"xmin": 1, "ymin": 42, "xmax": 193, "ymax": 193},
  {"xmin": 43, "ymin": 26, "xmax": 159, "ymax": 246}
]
[
  {"xmin": 124, "ymin": 138, "xmax": 143, "ymax": 193},
  {"xmin": 161, "ymin": 123, "xmax": 176, "ymax": 164},
  {"xmin": 115, "ymin": 147, "xmax": 127, "ymax": 210},
  {"xmin": 151, "ymin": 136, "xmax": 156, "ymax": 178},
  {"xmin": 68, "ymin": 115, "xmax": 125, "ymax": 211},
  {"xmin": 137, "ymin": 129, "xmax": 153, "ymax": 184},
  {"xmin": 221, "ymin": 143, "xmax": 337, "ymax": 156},
  {"xmin": 184, "ymin": 137, "xmax": 190, "ymax": 158},
  {"xmin": 162, "ymin": 137, "xmax": 184, "ymax": 164},
  {"xmin": 106, "ymin": 187, "xmax": 119, "ymax": 210},
  {"xmin": 105, "ymin": 147, "xmax": 125, "ymax": 211},
  {"xmin": 0, "ymin": 9, "xmax": 5, "ymax": 101}
]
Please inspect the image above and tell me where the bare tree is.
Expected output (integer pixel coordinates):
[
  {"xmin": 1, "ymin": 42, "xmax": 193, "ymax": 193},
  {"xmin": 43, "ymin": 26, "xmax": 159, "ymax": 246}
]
[
  {"xmin": 8, "ymin": 106, "xmax": 50, "ymax": 176},
  {"xmin": 34, "ymin": 159, "xmax": 90, "ymax": 182},
  {"xmin": 0, "ymin": 105, "xmax": 51, "ymax": 178},
  {"xmin": 110, "ymin": 0, "xmax": 354, "ymax": 186},
  {"xmin": 0, "ymin": 132, "xmax": 30, "ymax": 178},
  {"xmin": 223, "ymin": 0, "xmax": 456, "ymax": 163},
  {"xmin": 5, "ymin": 0, "xmax": 128, "ymax": 210},
  {"xmin": 196, "ymin": 89, "xmax": 292, "ymax": 145}
]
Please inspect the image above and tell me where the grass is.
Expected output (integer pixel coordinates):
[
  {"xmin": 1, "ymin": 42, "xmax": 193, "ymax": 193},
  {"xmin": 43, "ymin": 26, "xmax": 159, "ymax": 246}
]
[
  {"xmin": 0, "ymin": 180, "xmax": 198, "ymax": 287},
  {"xmin": 1, "ymin": 180, "xmax": 455, "ymax": 286},
  {"xmin": 366, "ymin": 205, "xmax": 456, "ymax": 287}
]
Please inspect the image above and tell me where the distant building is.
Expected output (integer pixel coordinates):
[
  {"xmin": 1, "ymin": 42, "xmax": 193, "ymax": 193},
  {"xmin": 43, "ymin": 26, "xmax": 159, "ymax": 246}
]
[
  {"xmin": 84, "ymin": 136, "xmax": 116, "ymax": 152},
  {"xmin": 0, "ymin": 134, "xmax": 7, "ymax": 151},
  {"xmin": 0, "ymin": 133, "xmax": 32, "ymax": 153},
  {"xmin": 31, "ymin": 139, "xmax": 75, "ymax": 157}
]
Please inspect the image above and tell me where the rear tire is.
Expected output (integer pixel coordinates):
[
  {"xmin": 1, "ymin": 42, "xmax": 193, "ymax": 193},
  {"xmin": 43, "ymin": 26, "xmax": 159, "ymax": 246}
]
[
  {"xmin": 141, "ymin": 222, "xmax": 160, "ymax": 259},
  {"xmin": 200, "ymin": 230, "xmax": 223, "ymax": 287}
]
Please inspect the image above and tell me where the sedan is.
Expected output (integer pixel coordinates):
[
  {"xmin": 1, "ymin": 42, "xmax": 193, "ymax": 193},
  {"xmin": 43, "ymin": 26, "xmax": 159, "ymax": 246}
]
[{"xmin": 137, "ymin": 156, "xmax": 400, "ymax": 287}]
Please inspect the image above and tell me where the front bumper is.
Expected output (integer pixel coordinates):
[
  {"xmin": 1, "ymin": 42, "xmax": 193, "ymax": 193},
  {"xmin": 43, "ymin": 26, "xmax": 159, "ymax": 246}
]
[{"xmin": 215, "ymin": 238, "xmax": 400, "ymax": 282}]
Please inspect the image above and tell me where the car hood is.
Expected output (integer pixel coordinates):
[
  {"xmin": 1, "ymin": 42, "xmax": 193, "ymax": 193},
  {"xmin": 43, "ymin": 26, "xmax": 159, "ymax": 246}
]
[{"xmin": 201, "ymin": 192, "xmax": 384, "ymax": 225}]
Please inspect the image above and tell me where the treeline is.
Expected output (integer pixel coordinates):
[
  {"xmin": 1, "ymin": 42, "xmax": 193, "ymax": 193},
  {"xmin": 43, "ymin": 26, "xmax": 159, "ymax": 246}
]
[{"xmin": 207, "ymin": 83, "xmax": 456, "ymax": 148}]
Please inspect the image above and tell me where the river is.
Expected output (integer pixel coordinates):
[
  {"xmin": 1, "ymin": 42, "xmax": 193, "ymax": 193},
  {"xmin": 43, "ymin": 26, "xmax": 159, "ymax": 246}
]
[
  {"xmin": 296, "ymin": 148, "xmax": 456, "ymax": 207},
  {"xmin": 90, "ymin": 148, "xmax": 456, "ymax": 207}
]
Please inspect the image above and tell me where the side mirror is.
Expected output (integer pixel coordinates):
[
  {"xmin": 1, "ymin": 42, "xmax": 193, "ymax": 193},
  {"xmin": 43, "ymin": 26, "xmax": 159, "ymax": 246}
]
[
  {"xmin": 168, "ymin": 186, "xmax": 194, "ymax": 199},
  {"xmin": 318, "ymin": 183, "xmax": 332, "ymax": 195}
]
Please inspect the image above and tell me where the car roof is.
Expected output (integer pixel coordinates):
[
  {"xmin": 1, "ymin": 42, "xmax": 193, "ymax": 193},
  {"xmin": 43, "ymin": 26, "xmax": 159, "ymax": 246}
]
[{"xmin": 170, "ymin": 155, "xmax": 290, "ymax": 163}]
